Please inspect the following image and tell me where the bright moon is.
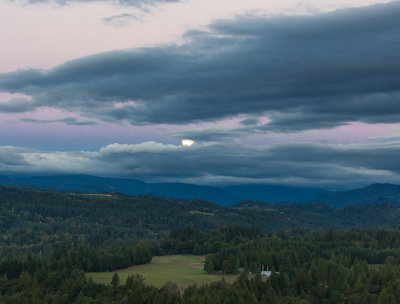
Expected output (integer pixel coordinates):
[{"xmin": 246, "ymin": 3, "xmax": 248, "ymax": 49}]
[{"xmin": 182, "ymin": 139, "xmax": 194, "ymax": 146}]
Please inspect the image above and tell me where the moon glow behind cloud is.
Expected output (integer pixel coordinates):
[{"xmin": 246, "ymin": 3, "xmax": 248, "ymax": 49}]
[{"xmin": 182, "ymin": 139, "xmax": 194, "ymax": 146}]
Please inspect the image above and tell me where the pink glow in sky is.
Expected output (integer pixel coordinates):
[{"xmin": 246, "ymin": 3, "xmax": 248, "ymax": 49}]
[
  {"xmin": 0, "ymin": 0, "xmax": 398, "ymax": 151},
  {"xmin": 1, "ymin": 0, "xmax": 400, "ymax": 187},
  {"xmin": 0, "ymin": 0, "xmax": 394, "ymax": 72}
]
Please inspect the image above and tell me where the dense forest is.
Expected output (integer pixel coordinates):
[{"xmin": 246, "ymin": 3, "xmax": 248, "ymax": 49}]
[
  {"xmin": 1, "ymin": 227, "xmax": 400, "ymax": 303},
  {"xmin": 1, "ymin": 186, "xmax": 400, "ymax": 258},
  {"xmin": 2, "ymin": 186, "xmax": 400, "ymax": 302}
]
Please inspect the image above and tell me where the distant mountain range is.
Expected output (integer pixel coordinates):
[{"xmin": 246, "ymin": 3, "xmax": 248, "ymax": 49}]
[
  {"xmin": 0, "ymin": 174, "xmax": 327, "ymax": 205},
  {"xmin": 1, "ymin": 175, "xmax": 400, "ymax": 208}
]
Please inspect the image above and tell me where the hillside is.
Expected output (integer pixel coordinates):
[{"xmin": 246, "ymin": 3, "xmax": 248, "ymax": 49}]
[
  {"xmin": 2, "ymin": 186, "xmax": 400, "ymax": 257},
  {"xmin": 310, "ymin": 183, "xmax": 400, "ymax": 208}
]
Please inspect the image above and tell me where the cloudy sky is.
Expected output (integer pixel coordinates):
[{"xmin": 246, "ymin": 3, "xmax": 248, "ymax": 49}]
[{"xmin": 1, "ymin": 0, "xmax": 400, "ymax": 188}]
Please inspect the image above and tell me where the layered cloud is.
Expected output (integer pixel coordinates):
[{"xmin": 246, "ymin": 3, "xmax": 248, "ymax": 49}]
[
  {"xmin": 0, "ymin": 98, "xmax": 36, "ymax": 113},
  {"xmin": 21, "ymin": 117, "xmax": 97, "ymax": 126},
  {"xmin": 1, "ymin": 1, "xmax": 399, "ymax": 131},
  {"xmin": 103, "ymin": 13, "xmax": 139, "ymax": 26},
  {"xmin": 1, "ymin": 139, "xmax": 400, "ymax": 188}
]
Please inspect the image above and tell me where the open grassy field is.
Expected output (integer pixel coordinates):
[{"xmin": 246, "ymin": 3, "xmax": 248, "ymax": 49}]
[{"xmin": 87, "ymin": 255, "xmax": 239, "ymax": 291}]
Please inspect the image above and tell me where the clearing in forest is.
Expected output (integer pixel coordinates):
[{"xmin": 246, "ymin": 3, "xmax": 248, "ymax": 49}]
[{"xmin": 87, "ymin": 255, "xmax": 238, "ymax": 291}]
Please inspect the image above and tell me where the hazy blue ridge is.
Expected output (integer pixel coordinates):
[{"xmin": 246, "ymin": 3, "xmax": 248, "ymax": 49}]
[
  {"xmin": 3, "ymin": 175, "xmax": 400, "ymax": 208},
  {"xmin": 309, "ymin": 183, "xmax": 400, "ymax": 208},
  {"xmin": 0, "ymin": 174, "xmax": 328, "ymax": 206},
  {"xmin": 223, "ymin": 184, "xmax": 329, "ymax": 204}
]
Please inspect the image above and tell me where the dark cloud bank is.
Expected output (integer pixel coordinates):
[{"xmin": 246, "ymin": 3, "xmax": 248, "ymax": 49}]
[
  {"xmin": 1, "ymin": 140, "xmax": 400, "ymax": 188},
  {"xmin": 2, "ymin": 2, "xmax": 400, "ymax": 187},
  {"xmin": 1, "ymin": 1, "xmax": 400, "ymax": 131}
]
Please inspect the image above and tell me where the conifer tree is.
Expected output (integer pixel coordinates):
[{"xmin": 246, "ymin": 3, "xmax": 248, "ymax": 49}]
[
  {"xmin": 111, "ymin": 273, "xmax": 120, "ymax": 288},
  {"xmin": 204, "ymin": 256, "xmax": 214, "ymax": 274}
]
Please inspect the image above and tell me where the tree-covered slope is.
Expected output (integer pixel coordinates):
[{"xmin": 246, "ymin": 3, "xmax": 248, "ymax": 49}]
[{"xmin": 2, "ymin": 186, "xmax": 400, "ymax": 257}]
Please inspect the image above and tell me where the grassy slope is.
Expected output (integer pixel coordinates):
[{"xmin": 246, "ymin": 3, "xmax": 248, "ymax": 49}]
[{"xmin": 87, "ymin": 255, "xmax": 238, "ymax": 291}]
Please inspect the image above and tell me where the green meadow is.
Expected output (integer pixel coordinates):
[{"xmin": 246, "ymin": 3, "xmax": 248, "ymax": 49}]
[{"xmin": 87, "ymin": 255, "xmax": 238, "ymax": 291}]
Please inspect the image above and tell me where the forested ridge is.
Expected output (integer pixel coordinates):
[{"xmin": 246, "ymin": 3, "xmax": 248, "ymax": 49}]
[{"xmin": 1, "ymin": 186, "xmax": 400, "ymax": 257}]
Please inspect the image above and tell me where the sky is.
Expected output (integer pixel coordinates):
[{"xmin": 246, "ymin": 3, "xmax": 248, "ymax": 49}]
[{"xmin": 0, "ymin": 0, "xmax": 400, "ymax": 188}]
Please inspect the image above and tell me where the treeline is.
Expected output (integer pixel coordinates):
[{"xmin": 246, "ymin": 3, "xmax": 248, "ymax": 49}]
[
  {"xmin": 0, "ymin": 264, "xmax": 184, "ymax": 304},
  {"xmin": 184, "ymin": 257, "xmax": 400, "ymax": 304},
  {"xmin": 1, "ymin": 261, "xmax": 398, "ymax": 303},
  {"xmin": 2, "ymin": 227, "xmax": 400, "ymax": 302},
  {"xmin": 159, "ymin": 226, "xmax": 400, "ymax": 274},
  {"xmin": 0, "ymin": 242, "xmax": 153, "ymax": 281},
  {"xmin": 158, "ymin": 226, "xmax": 264, "ymax": 255},
  {"xmin": 0, "ymin": 226, "xmax": 260, "ymax": 276}
]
